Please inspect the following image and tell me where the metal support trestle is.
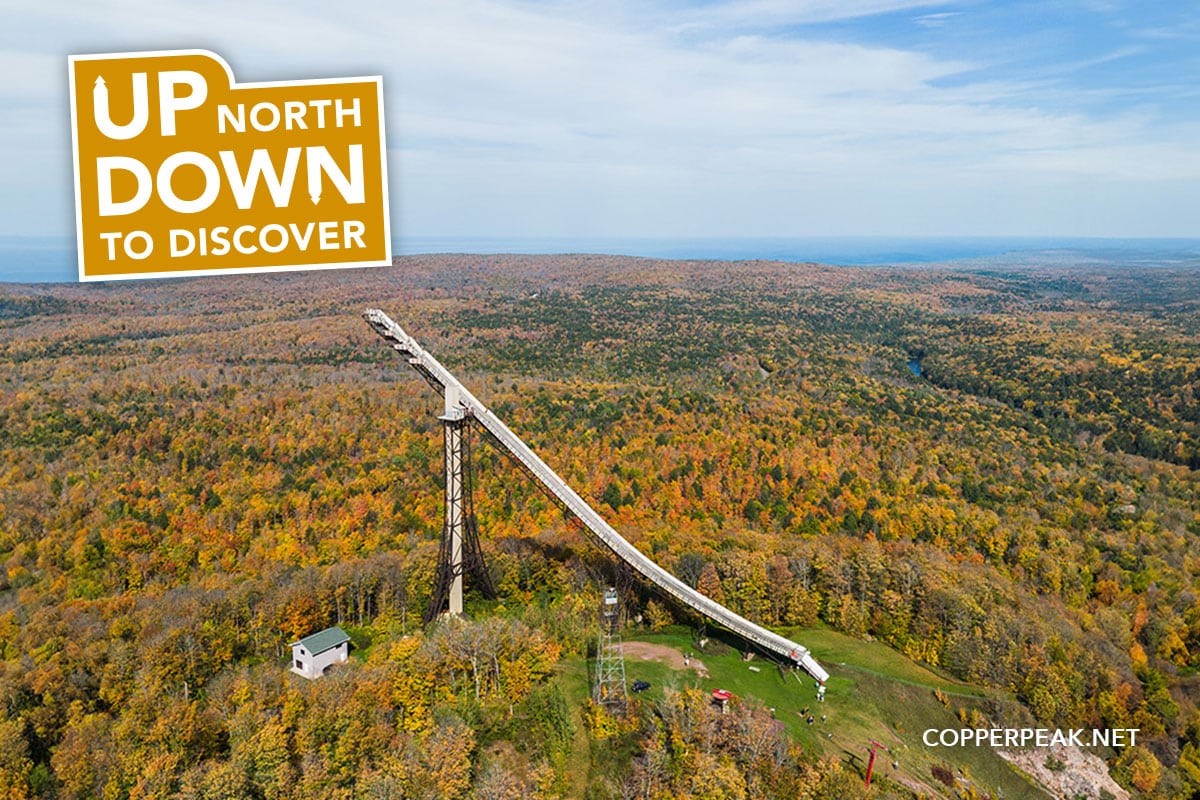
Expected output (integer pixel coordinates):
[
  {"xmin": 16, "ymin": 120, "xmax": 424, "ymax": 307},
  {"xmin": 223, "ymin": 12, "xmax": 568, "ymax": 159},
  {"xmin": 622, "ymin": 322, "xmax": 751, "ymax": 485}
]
[{"xmin": 426, "ymin": 386, "xmax": 496, "ymax": 622}]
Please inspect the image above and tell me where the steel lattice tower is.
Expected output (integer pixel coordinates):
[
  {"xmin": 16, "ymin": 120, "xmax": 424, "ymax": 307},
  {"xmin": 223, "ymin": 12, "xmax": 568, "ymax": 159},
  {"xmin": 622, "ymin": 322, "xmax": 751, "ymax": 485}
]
[{"xmin": 593, "ymin": 587, "xmax": 628, "ymax": 713}]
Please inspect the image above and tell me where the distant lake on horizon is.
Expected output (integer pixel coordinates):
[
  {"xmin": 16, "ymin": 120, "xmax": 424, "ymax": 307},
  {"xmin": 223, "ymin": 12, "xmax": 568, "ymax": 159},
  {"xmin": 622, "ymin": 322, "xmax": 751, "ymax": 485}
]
[{"xmin": 3, "ymin": 236, "xmax": 1200, "ymax": 284}]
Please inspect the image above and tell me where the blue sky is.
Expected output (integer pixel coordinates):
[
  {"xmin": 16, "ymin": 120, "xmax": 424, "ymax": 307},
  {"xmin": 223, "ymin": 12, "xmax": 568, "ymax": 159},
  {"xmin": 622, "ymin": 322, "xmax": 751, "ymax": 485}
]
[{"xmin": 2, "ymin": 0, "xmax": 1199, "ymax": 251}]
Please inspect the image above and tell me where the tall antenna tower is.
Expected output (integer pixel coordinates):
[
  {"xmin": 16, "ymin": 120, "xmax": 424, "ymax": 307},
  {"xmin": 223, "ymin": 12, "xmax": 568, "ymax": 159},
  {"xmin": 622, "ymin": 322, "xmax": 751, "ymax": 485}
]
[{"xmin": 593, "ymin": 587, "xmax": 628, "ymax": 713}]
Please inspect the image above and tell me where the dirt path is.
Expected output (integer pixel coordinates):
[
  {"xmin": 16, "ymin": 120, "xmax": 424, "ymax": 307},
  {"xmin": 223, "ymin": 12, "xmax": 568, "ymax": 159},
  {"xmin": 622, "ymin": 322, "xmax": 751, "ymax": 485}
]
[
  {"xmin": 619, "ymin": 641, "xmax": 709, "ymax": 677},
  {"xmin": 998, "ymin": 745, "xmax": 1129, "ymax": 800}
]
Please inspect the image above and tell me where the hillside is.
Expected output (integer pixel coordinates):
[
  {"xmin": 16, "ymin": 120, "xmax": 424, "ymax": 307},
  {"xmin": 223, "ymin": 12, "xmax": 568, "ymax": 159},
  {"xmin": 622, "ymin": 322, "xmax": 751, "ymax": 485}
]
[{"xmin": 0, "ymin": 255, "xmax": 1198, "ymax": 798}]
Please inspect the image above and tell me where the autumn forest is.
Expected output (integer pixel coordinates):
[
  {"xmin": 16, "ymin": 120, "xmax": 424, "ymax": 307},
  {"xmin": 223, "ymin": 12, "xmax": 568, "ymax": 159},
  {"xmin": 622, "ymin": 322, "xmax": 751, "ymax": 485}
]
[{"xmin": 1, "ymin": 255, "xmax": 1199, "ymax": 798}]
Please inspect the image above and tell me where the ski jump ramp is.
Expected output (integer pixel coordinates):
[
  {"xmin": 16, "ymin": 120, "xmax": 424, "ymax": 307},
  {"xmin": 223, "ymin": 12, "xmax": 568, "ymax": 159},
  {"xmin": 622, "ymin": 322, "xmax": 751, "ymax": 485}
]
[{"xmin": 365, "ymin": 308, "xmax": 829, "ymax": 683}]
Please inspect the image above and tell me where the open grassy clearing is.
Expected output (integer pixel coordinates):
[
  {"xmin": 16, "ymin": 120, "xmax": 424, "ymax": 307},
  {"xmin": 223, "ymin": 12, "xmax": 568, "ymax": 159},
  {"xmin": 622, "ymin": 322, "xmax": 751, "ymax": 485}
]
[{"xmin": 563, "ymin": 625, "xmax": 1054, "ymax": 799}]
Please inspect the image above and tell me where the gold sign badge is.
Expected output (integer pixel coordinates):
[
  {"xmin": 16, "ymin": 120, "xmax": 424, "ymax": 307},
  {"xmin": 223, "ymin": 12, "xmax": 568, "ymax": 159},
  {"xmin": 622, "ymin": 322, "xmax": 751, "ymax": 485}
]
[{"xmin": 69, "ymin": 50, "xmax": 390, "ymax": 281}]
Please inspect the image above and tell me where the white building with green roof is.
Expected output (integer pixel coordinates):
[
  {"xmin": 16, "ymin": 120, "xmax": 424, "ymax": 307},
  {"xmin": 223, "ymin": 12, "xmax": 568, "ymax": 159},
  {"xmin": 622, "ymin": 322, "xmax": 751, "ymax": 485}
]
[{"xmin": 290, "ymin": 626, "xmax": 350, "ymax": 679}]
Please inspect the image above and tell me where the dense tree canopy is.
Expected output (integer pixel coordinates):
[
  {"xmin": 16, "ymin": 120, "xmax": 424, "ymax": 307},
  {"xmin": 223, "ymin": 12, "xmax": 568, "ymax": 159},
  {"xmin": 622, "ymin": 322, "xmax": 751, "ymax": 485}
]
[{"xmin": 0, "ymin": 256, "xmax": 1198, "ymax": 797}]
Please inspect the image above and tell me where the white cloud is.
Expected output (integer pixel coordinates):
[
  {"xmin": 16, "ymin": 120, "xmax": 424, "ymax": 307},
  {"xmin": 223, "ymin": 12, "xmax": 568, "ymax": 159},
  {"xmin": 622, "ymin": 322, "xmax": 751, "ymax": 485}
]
[
  {"xmin": 0, "ymin": 0, "xmax": 1196, "ymax": 238},
  {"xmin": 915, "ymin": 11, "xmax": 962, "ymax": 27},
  {"xmin": 0, "ymin": 51, "xmax": 62, "ymax": 102},
  {"xmin": 660, "ymin": 0, "xmax": 948, "ymax": 30}
]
